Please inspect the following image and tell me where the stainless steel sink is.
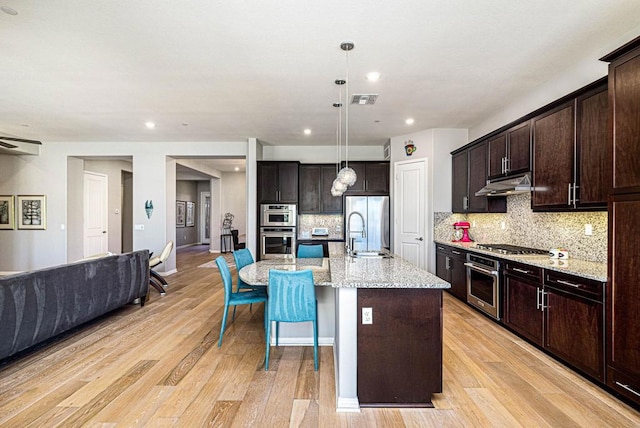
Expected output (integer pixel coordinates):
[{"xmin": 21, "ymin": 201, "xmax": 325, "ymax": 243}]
[{"xmin": 350, "ymin": 250, "xmax": 393, "ymax": 259}]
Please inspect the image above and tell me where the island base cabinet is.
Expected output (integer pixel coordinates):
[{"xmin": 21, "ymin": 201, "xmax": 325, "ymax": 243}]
[{"xmin": 357, "ymin": 288, "xmax": 443, "ymax": 406}]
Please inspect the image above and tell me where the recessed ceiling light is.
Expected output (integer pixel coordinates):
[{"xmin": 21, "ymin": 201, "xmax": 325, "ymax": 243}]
[
  {"xmin": 304, "ymin": 129, "xmax": 311, "ymax": 135},
  {"xmin": 1, "ymin": 6, "xmax": 18, "ymax": 15},
  {"xmin": 365, "ymin": 72, "xmax": 381, "ymax": 82},
  {"xmin": 405, "ymin": 118, "xmax": 415, "ymax": 125},
  {"xmin": 145, "ymin": 121, "xmax": 156, "ymax": 129},
  {"xmin": 234, "ymin": 167, "xmax": 240, "ymax": 171}
]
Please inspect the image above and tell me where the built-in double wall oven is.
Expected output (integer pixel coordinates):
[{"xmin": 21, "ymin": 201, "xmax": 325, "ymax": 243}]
[
  {"xmin": 259, "ymin": 204, "xmax": 296, "ymax": 259},
  {"xmin": 465, "ymin": 253, "xmax": 501, "ymax": 319}
]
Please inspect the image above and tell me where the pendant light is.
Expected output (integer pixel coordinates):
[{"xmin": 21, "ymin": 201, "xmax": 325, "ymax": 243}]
[
  {"xmin": 333, "ymin": 41, "xmax": 357, "ymax": 195},
  {"xmin": 331, "ymin": 81, "xmax": 345, "ymax": 196}
]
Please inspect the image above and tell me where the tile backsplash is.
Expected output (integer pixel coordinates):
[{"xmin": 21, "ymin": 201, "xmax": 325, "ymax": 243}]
[
  {"xmin": 434, "ymin": 193, "xmax": 607, "ymax": 263},
  {"xmin": 298, "ymin": 214, "xmax": 343, "ymax": 240}
]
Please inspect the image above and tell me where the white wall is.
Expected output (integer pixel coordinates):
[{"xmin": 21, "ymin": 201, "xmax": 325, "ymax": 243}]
[
  {"xmin": 221, "ymin": 171, "xmax": 247, "ymax": 241},
  {"xmin": 0, "ymin": 141, "xmax": 248, "ymax": 272},
  {"xmin": 389, "ymin": 129, "xmax": 468, "ymax": 272}
]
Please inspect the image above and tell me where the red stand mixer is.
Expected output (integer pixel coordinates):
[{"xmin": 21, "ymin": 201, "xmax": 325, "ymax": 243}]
[{"xmin": 452, "ymin": 221, "xmax": 473, "ymax": 242}]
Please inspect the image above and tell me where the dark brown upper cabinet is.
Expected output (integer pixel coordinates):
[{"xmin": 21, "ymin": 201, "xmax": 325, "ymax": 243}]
[
  {"xmin": 532, "ymin": 101, "xmax": 576, "ymax": 210},
  {"xmin": 257, "ymin": 161, "xmax": 299, "ymax": 204},
  {"xmin": 487, "ymin": 121, "xmax": 531, "ymax": 180},
  {"xmin": 605, "ymin": 44, "xmax": 640, "ymax": 194},
  {"xmin": 576, "ymin": 84, "xmax": 611, "ymax": 207},
  {"xmin": 299, "ymin": 164, "xmax": 343, "ymax": 214},
  {"xmin": 451, "ymin": 141, "xmax": 506, "ymax": 214},
  {"xmin": 342, "ymin": 161, "xmax": 390, "ymax": 195},
  {"xmin": 532, "ymin": 81, "xmax": 609, "ymax": 211}
]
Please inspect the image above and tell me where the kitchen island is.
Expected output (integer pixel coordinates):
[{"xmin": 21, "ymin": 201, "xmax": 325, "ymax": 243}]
[{"xmin": 239, "ymin": 243, "xmax": 450, "ymax": 411}]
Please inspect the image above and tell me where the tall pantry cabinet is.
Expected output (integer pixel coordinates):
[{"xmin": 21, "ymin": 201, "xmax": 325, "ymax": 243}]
[{"xmin": 602, "ymin": 36, "xmax": 640, "ymax": 407}]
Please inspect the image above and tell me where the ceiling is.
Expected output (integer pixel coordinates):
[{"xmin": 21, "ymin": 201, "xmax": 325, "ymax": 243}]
[{"xmin": 2, "ymin": 1, "xmax": 640, "ymax": 147}]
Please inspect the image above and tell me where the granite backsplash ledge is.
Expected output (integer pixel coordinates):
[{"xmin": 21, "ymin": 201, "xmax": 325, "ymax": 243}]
[{"xmin": 434, "ymin": 193, "xmax": 607, "ymax": 263}]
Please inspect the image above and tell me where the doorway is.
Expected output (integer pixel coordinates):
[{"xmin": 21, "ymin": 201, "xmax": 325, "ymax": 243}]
[
  {"xmin": 200, "ymin": 191, "xmax": 211, "ymax": 244},
  {"xmin": 83, "ymin": 171, "xmax": 109, "ymax": 257},
  {"xmin": 394, "ymin": 159, "xmax": 427, "ymax": 268},
  {"xmin": 121, "ymin": 171, "xmax": 133, "ymax": 253}
]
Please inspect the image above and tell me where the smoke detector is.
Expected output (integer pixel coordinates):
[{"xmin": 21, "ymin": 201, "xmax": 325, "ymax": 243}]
[{"xmin": 351, "ymin": 94, "xmax": 378, "ymax": 105}]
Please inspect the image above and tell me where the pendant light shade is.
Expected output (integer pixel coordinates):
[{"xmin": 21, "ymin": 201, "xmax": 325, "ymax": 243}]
[
  {"xmin": 337, "ymin": 166, "xmax": 357, "ymax": 186},
  {"xmin": 331, "ymin": 177, "xmax": 347, "ymax": 196}
]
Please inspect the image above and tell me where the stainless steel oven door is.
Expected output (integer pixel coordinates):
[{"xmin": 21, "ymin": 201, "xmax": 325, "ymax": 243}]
[
  {"xmin": 260, "ymin": 204, "xmax": 297, "ymax": 227},
  {"xmin": 260, "ymin": 227, "xmax": 296, "ymax": 259},
  {"xmin": 465, "ymin": 260, "xmax": 500, "ymax": 320}
]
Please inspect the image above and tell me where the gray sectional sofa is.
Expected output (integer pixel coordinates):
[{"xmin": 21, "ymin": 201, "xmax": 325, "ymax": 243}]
[{"xmin": 0, "ymin": 250, "xmax": 149, "ymax": 362}]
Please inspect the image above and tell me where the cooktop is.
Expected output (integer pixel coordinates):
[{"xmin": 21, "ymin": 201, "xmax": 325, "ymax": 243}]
[{"xmin": 475, "ymin": 243, "xmax": 548, "ymax": 255}]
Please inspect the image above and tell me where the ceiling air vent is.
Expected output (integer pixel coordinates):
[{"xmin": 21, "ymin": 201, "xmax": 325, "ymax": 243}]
[{"xmin": 351, "ymin": 94, "xmax": 378, "ymax": 105}]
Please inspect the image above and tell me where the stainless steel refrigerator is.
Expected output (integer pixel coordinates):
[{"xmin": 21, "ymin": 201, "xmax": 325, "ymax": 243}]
[{"xmin": 344, "ymin": 196, "xmax": 390, "ymax": 253}]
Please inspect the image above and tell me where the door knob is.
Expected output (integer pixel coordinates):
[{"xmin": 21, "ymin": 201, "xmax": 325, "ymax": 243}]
[{"xmin": 415, "ymin": 237, "xmax": 424, "ymax": 241}]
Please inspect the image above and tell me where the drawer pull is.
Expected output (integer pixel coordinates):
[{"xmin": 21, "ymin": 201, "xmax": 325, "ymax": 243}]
[
  {"xmin": 615, "ymin": 382, "xmax": 640, "ymax": 398},
  {"xmin": 452, "ymin": 250, "xmax": 461, "ymax": 255},
  {"xmin": 557, "ymin": 279, "xmax": 581, "ymax": 288},
  {"xmin": 513, "ymin": 267, "xmax": 531, "ymax": 274}
]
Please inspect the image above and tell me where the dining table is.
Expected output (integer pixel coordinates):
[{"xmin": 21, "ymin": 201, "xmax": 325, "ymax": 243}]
[{"xmin": 238, "ymin": 256, "xmax": 331, "ymax": 287}]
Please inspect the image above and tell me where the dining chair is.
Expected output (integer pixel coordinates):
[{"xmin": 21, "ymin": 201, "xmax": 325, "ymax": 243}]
[
  {"xmin": 297, "ymin": 244, "xmax": 323, "ymax": 258},
  {"xmin": 215, "ymin": 256, "xmax": 268, "ymax": 348},
  {"xmin": 265, "ymin": 269, "xmax": 318, "ymax": 371},
  {"xmin": 232, "ymin": 248, "xmax": 260, "ymax": 319}
]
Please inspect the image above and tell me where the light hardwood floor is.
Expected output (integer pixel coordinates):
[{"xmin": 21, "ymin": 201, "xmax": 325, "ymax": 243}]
[{"xmin": 1, "ymin": 245, "xmax": 638, "ymax": 427}]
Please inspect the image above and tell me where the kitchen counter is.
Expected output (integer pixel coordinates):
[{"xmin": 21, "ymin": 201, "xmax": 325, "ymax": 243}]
[
  {"xmin": 435, "ymin": 240, "xmax": 607, "ymax": 282},
  {"xmin": 328, "ymin": 242, "xmax": 450, "ymax": 288}
]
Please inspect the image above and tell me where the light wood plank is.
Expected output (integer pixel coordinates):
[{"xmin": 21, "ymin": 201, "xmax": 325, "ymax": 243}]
[{"xmin": 0, "ymin": 246, "xmax": 637, "ymax": 427}]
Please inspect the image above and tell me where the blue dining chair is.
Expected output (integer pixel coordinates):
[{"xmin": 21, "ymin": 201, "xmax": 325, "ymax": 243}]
[
  {"xmin": 297, "ymin": 244, "xmax": 324, "ymax": 258},
  {"xmin": 215, "ymin": 256, "xmax": 268, "ymax": 348},
  {"xmin": 265, "ymin": 269, "xmax": 318, "ymax": 371},
  {"xmin": 232, "ymin": 249, "xmax": 260, "ymax": 319}
]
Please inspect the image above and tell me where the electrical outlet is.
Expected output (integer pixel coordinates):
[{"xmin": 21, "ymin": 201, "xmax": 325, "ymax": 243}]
[
  {"xmin": 500, "ymin": 221, "xmax": 506, "ymax": 230},
  {"xmin": 362, "ymin": 307, "xmax": 373, "ymax": 325},
  {"xmin": 585, "ymin": 224, "xmax": 593, "ymax": 236},
  {"xmin": 472, "ymin": 221, "xmax": 476, "ymax": 227},
  {"xmin": 336, "ymin": 225, "xmax": 341, "ymax": 232}
]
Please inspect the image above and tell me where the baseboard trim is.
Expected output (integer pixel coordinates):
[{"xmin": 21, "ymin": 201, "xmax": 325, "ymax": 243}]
[
  {"xmin": 269, "ymin": 336, "xmax": 334, "ymax": 346},
  {"xmin": 336, "ymin": 397, "xmax": 361, "ymax": 413}
]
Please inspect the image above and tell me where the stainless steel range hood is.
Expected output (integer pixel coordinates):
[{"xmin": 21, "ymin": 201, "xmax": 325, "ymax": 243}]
[{"xmin": 475, "ymin": 173, "xmax": 532, "ymax": 197}]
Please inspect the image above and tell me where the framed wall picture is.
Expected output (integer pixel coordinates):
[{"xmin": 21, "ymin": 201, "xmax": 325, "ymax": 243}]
[
  {"xmin": 186, "ymin": 201, "xmax": 195, "ymax": 227},
  {"xmin": 17, "ymin": 195, "xmax": 46, "ymax": 230},
  {"xmin": 176, "ymin": 200, "xmax": 186, "ymax": 227},
  {"xmin": 0, "ymin": 195, "xmax": 15, "ymax": 230}
]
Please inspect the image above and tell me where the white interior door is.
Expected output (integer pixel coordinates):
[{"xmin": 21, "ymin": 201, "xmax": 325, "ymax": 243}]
[
  {"xmin": 200, "ymin": 192, "xmax": 211, "ymax": 244},
  {"xmin": 84, "ymin": 171, "xmax": 108, "ymax": 257},
  {"xmin": 394, "ymin": 159, "xmax": 427, "ymax": 268}
]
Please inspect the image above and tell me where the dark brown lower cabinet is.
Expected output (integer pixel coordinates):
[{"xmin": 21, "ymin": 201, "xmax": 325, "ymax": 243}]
[
  {"xmin": 435, "ymin": 244, "xmax": 467, "ymax": 301},
  {"xmin": 357, "ymin": 288, "xmax": 443, "ymax": 406},
  {"xmin": 504, "ymin": 268, "xmax": 544, "ymax": 345},
  {"xmin": 505, "ymin": 263, "xmax": 605, "ymax": 382},
  {"xmin": 544, "ymin": 271, "xmax": 605, "ymax": 381}
]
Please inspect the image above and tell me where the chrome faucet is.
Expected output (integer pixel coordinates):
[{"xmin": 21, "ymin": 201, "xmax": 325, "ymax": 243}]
[{"xmin": 346, "ymin": 211, "xmax": 366, "ymax": 255}]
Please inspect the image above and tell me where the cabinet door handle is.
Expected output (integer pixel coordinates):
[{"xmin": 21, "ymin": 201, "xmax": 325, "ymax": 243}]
[
  {"xmin": 504, "ymin": 157, "xmax": 510, "ymax": 174},
  {"xmin": 512, "ymin": 267, "xmax": 531, "ymax": 274},
  {"xmin": 501, "ymin": 157, "xmax": 505, "ymax": 174},
  {"xmin": 437, "ymin": 246, "xmax": 445, "ymax": 251},
  {"xmin": 615, "ymin": 382, "xmax": 640, "ymax": 398},
  {"xmin": 445, "ymin": 256, "xmax": 451, "ymax": 270},
  {"xmin": 557, "ymin": 279, "xmax": 581, "ymax": 288},
  {"xmin": 573, "ymin": 184, "xmax": 579, "ymax": 203},
  {"xmin": 540, "ymin": 290, "xmax": 548, "ymax": 311},
  {"xmin": 536, "ymin": 288, "xmax": 541, "ymax": 310},
  {"xmin": 463, "ymin": 196, "xmax": 469, "ymax": 210}
]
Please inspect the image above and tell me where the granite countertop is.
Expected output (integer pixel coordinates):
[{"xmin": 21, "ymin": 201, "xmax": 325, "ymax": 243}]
[
  {"xmin": 434, "ymin": 240, "xmax": 607, "ymax": 282},
  {"xmin": 327, "ymin": 243, "xmax": 450, "ymax": 289},
  {"xmin": 239, "ymin": 244, "xmax": 450, "ymax": 290}
]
